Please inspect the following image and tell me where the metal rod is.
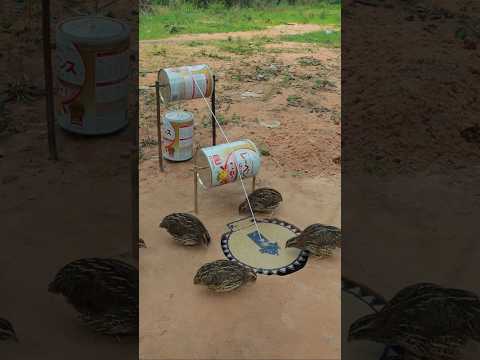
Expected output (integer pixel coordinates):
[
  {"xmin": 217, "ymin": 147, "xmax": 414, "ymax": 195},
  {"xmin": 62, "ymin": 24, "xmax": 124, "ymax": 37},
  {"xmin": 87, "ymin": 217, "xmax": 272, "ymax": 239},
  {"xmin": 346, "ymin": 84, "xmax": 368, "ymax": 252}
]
[
  {"xmin": 252, "ymin": 176, "xmax": 256, "ymax": 193},
  {"xmin": 42, "ymin": 0, "xmax": 58, "ymax": 161},
  {"xmin": 155, "ymin": 81, "xmax": 164, "ymax": 172},
  {"xmin": 211, "ymin": 75, "xmax": 216, "ymax": 146},
  {"xmin": 131, "ymin": 105, "xmax": 139, "ymax": 261},
  {"xmin": 194, "ymin": 152, "xmax": 199, "ymax": 213}
]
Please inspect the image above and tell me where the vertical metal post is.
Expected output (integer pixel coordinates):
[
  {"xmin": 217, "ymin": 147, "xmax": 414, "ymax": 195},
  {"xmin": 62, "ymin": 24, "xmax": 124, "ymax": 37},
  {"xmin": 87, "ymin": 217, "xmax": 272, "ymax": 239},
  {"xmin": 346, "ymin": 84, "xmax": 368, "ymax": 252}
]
[
  {"xmin": 42, "ymin": 0, "xmax": 58, "ymax": 161},
  {"xmin": 194, "ymin": 167, "xmax": 198, "ymax": 214},
  {"xmin": 193, "ymin": 149, "xmax": 199, "ymax": 214},
  {"xmin": 131, "ymin": 105, "xmax": 139, "ymax": 261},
  {"xmin": 252, "ymin": 176, "xmax": 256, "ymax": 193},
  {"xmin": 211, "ymin": 75, "xmax": 216, "ymax": 146},
  {"xmin": 155, "ymin": 81, "xmax": 164, "ymax": 172}
]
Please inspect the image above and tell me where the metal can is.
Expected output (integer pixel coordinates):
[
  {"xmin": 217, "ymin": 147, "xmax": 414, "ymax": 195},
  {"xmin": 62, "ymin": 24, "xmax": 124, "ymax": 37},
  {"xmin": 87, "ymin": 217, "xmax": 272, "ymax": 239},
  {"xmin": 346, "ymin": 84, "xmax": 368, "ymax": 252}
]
[
  {"xmin": 158, "ymin": 64, "xmax": 213, "ymax": 103},
  {"xmin": 55, "ymin": 16, "xmax": 130, "ymax": 135},
  {"xmin": 197, "ymin": 140, "xmax": 261, "ymax": 187},
  {"xmin": 162, "ymin": 111, "xmax": 194, "ymax": 161}
]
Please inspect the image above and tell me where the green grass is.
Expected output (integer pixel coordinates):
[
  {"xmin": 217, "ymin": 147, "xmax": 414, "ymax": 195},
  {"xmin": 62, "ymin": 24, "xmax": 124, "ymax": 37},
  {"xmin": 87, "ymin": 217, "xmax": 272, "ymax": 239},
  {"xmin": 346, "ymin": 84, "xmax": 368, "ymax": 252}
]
[
  {"xmin": 213, "ymin": 36, "xmax": 274, "ymax": 54},
  {"xmin": 140, "ymin": 3, "xmax": 341, "ymax": 40},
  {"xmin": 281, "ymin": 29, "xmax": 340, "ymax": 47}
]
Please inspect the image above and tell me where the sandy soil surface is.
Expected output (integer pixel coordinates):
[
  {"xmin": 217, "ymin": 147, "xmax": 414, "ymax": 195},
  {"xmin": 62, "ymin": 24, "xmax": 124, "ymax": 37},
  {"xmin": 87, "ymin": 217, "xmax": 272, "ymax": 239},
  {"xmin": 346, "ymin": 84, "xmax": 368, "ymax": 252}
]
[
  {"xmin": 140, "ymin": 169, "xmax": 340, "ymax": 360},
  {"xmin": 139, "ymin": 26, "xmax": 340, "ymax": 359},
  {"xmin": 1, "ymin": 1, "xmax": 138, "ymax": 358},
  {"xmin": 343, "ymin": 0, "xmax": 480, "ymax": 177},
  {"xmin": 342, "ymin": 0, "xmax": 480, "ymax": 358}
]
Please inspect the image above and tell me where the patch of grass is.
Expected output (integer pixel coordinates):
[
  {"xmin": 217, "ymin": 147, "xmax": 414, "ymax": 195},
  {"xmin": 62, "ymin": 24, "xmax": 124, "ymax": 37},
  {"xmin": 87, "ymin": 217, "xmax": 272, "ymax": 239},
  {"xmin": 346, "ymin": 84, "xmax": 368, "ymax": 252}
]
[
  {"xmin": 196, "ymin": 49, "xmax": 232, "ymax": 60},
  {"xmin": 313, "ymin": 78, "xmax": 336, "ymax": 90},
  {"xmin": 140, "ymin": 3, "xmax": 341, "ymax": 40},
  {"xmin": 258, "ymin": 143, "xmax": 270, "ymax": 156},
  {"xmin": 186, "ymin": 40, "xmax": 206, "ymax": 47},
  {"xmin": 140, "ymin": 136, "xmax": 159, "ymax": 147},
  {"xmin": 230, "ymin": 113, "xmax": 241, "ymax": 125},
  {"xmin": 213, "ymin": 36, "xmax": 273, "ymax": 55},
  {"xmin": 287, "ymin": 95, "xmax": 302, "ymax": 107},
  {"xmin": 281, "ymin": 30, "xmax": 340, "ymax": 47},
  {"xmin": 298, "ymin": 56, "xmax": 322, "ymax": 66}
]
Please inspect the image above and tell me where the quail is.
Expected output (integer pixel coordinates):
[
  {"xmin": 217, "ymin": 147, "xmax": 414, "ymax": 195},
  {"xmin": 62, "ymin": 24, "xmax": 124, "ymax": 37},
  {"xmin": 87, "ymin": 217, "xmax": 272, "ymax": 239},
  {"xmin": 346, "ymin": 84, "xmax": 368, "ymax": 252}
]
[
  {"xmin": 348, "ymin": 282, "xmax": 480, "ymax": 360},
  {"xmin": 48, "ymin": 258, "xmax": 138, "ymax": 336},
  {"xmin": 139, "ymin": 238, "xmax": 146, "ymax": 248},
  {"xmin": 0, "ymin": 318, "xmax": 17, "ymax": 342},
  {"xmin": 285, "ymin": 223, "xmax": 341, "ymax": 258},
  {"xmin": 194, "ymin": 259, "xmax": 257, "ymax": 292},
  {"xmin": 160, "ymin": 213, "xmax": 211, "ymax": 247},
  {"xmin": 239, "ymin": 188, "xmax": 283, "ymax": 215}
]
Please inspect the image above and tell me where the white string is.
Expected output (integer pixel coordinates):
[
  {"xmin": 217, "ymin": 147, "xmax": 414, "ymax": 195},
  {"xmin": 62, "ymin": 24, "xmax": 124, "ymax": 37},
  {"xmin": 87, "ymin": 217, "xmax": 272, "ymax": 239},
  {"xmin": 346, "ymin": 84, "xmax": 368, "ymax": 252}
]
[{"xmin": 191, "ymin": 76, "xmax": 264, "ymax": 242}]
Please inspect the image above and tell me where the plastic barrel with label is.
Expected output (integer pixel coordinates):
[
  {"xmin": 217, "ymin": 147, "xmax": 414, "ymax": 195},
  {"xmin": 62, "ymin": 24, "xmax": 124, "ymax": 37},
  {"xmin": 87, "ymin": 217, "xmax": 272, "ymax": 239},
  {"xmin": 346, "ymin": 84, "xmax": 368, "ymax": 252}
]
[
  {"xmin": 196, "ymin": 140, "xmax": 261, "ymax": 188},
  {"xmin": 55, "ymin": 16, "xmax": 130, "ymax": 135},
  {"xmin": 162, "ymin": 111, "xmax": 194, "ymax": 161},
  {"xmin": 158, "ymin": 64, "xmax": 213, "ymax": 103}
]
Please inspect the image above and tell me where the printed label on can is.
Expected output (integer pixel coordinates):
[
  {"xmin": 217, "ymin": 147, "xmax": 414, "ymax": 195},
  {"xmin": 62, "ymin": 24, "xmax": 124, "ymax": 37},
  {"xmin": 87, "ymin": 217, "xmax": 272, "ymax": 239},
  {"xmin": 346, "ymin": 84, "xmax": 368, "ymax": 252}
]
[
  {"xmin": 95, "ymin": 49, "xmax": 130, "ymax": 84},
  {"xmin": 95, "ymin": 79, "xmax": 129, "ymax": 103},
  {"xmin": 55, "ymin": 36, "xmax": 85, "ymax": 86},
  {"xmin": 202, "ymin": 141, "xmax": 260, "ymax": 187},
  {"xmin": 162, "ymin": 119, "xmax": 194, "ymax": 161},
  {"xmin": 178, "ymin": 126, "xmax": 193, "ymax": 147},
  {"xmin": 162, "ymin": 64, "xmax": 212, "ymax": 102}
]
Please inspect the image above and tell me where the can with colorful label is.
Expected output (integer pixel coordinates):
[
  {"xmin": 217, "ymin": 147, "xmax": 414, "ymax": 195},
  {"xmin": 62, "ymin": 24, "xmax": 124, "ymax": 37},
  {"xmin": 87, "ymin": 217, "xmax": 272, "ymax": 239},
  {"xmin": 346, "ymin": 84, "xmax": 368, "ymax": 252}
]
[
  {"xmin": 197, "ymin": 140, "xmax": 261, "ymax": 187},
  {"xmin": 55, "ymin": 16, "xmax": 130, "ymax": 135},
  {"xmin": 162, "ymin": 111, "xmax": 194, "ymax": 161},
  {"xmin": 158, "ymin": 64, "xmax": 213, "ymax": 103}
]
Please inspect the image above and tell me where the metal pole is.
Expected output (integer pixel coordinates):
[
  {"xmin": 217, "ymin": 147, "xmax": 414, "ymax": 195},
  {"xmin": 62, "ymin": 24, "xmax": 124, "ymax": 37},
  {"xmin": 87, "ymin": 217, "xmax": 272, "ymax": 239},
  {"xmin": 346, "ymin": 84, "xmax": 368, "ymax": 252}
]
[
  {"xmin": 193, "ymin": 146, "xmax": 199, "ymax": 213},
  {"xmin": 155, "ymin": 81, "xmax": 164, "ymax": 172},
  {"xmin": 211, "ymin": 75, "xmax": 216, "ymax": 146},
  {"xmin": 42, "ymin": 0, "xmax": 58, "ymax": 161},
  {"xmin": 131, "ymin": 104, "xmax": 139, "ymax": 261},
  {"xmin": 194, "ymin": 167, "xmax": 198, "ymax": 214}
]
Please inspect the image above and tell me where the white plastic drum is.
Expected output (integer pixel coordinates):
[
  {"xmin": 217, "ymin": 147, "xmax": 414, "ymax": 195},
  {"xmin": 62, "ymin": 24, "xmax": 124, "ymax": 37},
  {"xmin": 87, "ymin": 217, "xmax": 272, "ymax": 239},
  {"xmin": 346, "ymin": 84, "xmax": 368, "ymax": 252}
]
[
  {"xmin": 55, "ymin": 16, "xmax": 130, "ymax": 135},
  {"xmin": 197, "ymin": 140, "xmax": 261, "ymax": 188},
  {"xmin": 158, "ymin": 64, "xmax": 213, "ymax": 103},
  {"xmin": 162, "ymin": 111, "xmax": 194, "ymax": 161}
]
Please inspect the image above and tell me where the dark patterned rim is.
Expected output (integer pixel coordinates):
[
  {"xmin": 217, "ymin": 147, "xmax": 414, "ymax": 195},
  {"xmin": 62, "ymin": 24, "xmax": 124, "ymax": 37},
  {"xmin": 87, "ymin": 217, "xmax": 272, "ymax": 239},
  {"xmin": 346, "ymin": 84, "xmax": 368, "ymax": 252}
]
[
  {"xmin": 342, "ymin": 276, "xmax": 402, "ymax": 360},
  {"xmin": 221, "ymin": 217, "xmax": 309, "ymax": 276}
]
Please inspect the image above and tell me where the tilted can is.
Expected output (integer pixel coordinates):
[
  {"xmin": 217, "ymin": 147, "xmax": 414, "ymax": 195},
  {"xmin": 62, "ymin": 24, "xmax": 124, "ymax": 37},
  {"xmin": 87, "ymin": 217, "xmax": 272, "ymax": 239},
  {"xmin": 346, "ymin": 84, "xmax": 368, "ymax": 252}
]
[{"xmin": 197, "ymin": 140, "xmax": 261, "ymax": 187}]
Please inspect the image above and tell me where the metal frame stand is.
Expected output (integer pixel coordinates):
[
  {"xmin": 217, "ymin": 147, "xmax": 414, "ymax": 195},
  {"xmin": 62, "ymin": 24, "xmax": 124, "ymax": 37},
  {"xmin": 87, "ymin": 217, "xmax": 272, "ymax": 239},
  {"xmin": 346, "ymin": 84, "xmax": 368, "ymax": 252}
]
[
  {"xmin": 154, "ymin": 72, "xmax": 217, "ymax": 172},
  {"xmin": 211, "ymin": 75, "xmax": 216, "ymax": 146}
]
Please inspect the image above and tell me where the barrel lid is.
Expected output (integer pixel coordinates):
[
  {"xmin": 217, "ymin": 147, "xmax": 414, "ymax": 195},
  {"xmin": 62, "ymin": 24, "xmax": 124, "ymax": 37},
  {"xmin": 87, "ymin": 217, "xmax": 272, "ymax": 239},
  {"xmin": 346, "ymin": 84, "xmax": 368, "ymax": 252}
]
[
  {"xmin": 58, "ymin": 16, "xmax": 130, "ymax": 44},
  {"xmin": 164, "ymin": 111, "xmax": 193, "ymax": 122}
]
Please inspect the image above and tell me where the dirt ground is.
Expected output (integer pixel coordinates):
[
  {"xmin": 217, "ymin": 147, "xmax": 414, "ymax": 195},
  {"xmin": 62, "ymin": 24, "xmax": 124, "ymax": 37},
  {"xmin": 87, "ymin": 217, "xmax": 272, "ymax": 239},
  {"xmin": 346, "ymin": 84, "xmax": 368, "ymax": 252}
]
[{"xmin": 139, "ymin": 25, "xmax": 341, "ymax": 359}]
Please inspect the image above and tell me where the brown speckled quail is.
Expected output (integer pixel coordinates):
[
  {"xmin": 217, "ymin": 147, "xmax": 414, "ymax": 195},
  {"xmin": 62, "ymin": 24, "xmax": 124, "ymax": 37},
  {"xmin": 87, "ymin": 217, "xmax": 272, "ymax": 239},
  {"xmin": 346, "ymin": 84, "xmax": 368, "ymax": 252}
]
[
  {"xmin": 194, "ymin": 260, "xmax": 257, "ymax": 292},
  {"xmin": 160, "ymin": 213, "xmax": 211, "ymax": 247},
  {"xmin": 348, "ymin": 283, "xmax": 480, "ymax": 360},
  {"xmin": 0, "ymin": 318, "xmax": 18, "ymax": 342},
  {"xmin": 239, "ymin": 188, "xmax": 283, "ymax": 214},
  {"xmin": 48, "ymin": 258, "xmax": 138, "ymax": 337},
  {"xmin": 285, "ymin": 223, "xmax": 341, "ymax": 258}
]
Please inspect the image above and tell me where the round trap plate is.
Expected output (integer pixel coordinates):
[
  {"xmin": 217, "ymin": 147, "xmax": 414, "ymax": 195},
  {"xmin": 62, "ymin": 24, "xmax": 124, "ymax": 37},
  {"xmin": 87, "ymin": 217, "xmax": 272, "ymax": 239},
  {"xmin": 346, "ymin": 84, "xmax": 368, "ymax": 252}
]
[
  {"xmin": 342, "ymin": 278, "xmax": 399, "ymax": 360},
  {"xmin": 221, "ymin": 218, "xmax": 309, "ymax": 276}
]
